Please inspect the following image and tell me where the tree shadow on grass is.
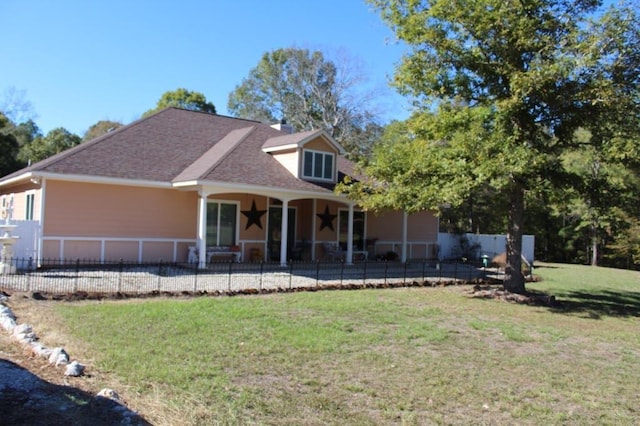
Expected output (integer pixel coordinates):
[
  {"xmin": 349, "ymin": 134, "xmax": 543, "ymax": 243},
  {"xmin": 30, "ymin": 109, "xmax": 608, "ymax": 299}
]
[
  {"xmin": 550, "ymin": 289, "xmax": 640, "ymax": 319},
  {"xmin": 0, "ymin": 359, "xmax": 151, "ymax": 426}
]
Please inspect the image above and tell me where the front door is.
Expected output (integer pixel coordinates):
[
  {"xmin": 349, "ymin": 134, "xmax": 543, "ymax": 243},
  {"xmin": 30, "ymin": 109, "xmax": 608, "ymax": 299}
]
[{"xmin": 268, "ymin": 206, "xmax": 296, "ymax": 261}]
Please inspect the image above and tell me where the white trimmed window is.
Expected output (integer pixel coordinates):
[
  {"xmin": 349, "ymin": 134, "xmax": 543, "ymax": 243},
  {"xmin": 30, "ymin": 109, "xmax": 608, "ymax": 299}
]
[
  {"xmin": 302, "ymin": 149, "xmax": 334, "ymax": 181},
  {"xmin": 206, "ymin": 201, "xmax": 238, "ymax": 247},
  {"xmin": 25, "ymin": 191, "xmax": 35, "ymax": 220}
]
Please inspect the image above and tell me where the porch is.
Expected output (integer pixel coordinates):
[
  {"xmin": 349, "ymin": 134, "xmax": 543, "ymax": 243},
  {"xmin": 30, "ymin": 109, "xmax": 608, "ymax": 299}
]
[
  {"xmin": 28, "ymin": 190, "xmax": 438, "ymax": 267},
  {"xmin": 190, "ymin": 190, "xmax": 439, "ymax": 268}
]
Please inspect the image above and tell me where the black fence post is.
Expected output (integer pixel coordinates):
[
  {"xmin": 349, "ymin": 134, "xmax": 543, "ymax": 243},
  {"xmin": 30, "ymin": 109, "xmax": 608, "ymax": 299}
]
[
  {"xmin": 193, "ymin": 261, "xmax": 198, "ymax": 293},
  {"xmin": 403, "ymin": 261, "xmax": 408, "ymax": 284},
  {"xmin": 362, "ymin": 260, "xmax": 367, "ymax": 286},
  {"xmin": 454, "ymin": 262, "xmax": 458, "ymax": 283},
  {"xmin": 421, "ymin": 260, "xmax": 426, "ymax": 283},
  {"xmin": 74, "ymin": 259, "xmax": 80, "ymax": 292},
  {"xmin": 468, "ymin": 261, "xmax": 473, "ymax": 283},
  {"xmin": 26, "ymin": 257, "xmax": 32, "ymax": 292},
  {"xmin": 340, "ymin": 259, "xmax": 345, "ymax": 286},
  {"xmin": 157, "ymin": 260, "xmax": 162, "ymax": 292},
  {"xmin": 289, "ymin": 260, "xmax": 293, "ymax": 289},
  {"xmin": 117, "ymin": 259, "xmax": 123, "ymax": 293},
  {"xmin": 315, "ymin": 260, "xmax": 320, "ymax": 287},
  {"xmin": 259, "ymin": 261, "xmax": 264, "ymax": 291},
  {"xmin": 228, "ymin": 260, "xmax": 233, "ymax": 292},
  {"xmin": 384, "ymin": 260, "xmax": 389, "ymax": 285}
]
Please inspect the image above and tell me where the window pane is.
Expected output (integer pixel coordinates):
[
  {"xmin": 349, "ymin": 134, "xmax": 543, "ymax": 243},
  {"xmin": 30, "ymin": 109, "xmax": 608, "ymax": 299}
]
[
  {"xmin": 323, "ymin": 153, "xmax": 333, "ymax": 179},
  {"xmin": 206, "ymin": 203, "xmax": 219, "ymax": 246},
  {"xmin": 314, "ymin": 152, "xmax": 324, "ymax": 178},
  {"xmin": 303, "ymin": 151, "xmax": 313, "ymax": 177},
  {"xmin": 219, "ymin": 204, "xmax": 237, "ymax": 246},
  {"xmin": 26, "ymin": 194, "xmax": 34, "ymax": 221}
]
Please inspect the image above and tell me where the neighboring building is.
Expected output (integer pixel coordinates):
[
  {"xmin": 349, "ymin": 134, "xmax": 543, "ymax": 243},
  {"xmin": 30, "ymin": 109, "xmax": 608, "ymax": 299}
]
[{"xmin": 0, "ymin": 108, "xmax": 438, "ymax": 265}]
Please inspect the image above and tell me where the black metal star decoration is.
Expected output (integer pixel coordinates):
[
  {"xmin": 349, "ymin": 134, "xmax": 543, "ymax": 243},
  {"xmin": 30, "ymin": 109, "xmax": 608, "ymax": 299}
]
[
  {"xmin": 242, "ymin": 200, "xmax": 267, "ymax": 230},
  {"xmin": 316, "ymin": 204, "xmax": 337, "ymax": 232}
]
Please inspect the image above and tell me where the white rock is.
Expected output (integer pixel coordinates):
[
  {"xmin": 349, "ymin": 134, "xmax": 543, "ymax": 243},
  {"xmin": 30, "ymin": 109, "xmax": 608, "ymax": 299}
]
[
  {"xmin": 0, "ymin": 305, "xmax": 14, "ymax": 319},
  {"xmin": 97, "ymin": 388, "xmax": 121, "ymax": 401},
  {"xmin": 0, "ymin": 316, "xmax": 16, "ymax": 332},
  {"xmin": 48, "ymin": 347, "xmax": 70, "ymax": 366},
  {"xmin": 64, "ymin": 361, "xmax": 85, "ymax": 377},
  {"xmin": 29, "ymin": 342, "xmax": 52, "ymax": 358},
  {"xmin": 12, "ymin": 323, "xmax": 32, "ymax": 336},
  {"xmin": 14, "ymin": 331, "xmax": 37, "ymax": 344}
]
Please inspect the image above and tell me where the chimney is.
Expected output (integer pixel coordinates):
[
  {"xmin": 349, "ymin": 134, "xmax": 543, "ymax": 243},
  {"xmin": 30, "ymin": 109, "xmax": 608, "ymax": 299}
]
[{"xmin": 270, "ymin": 118, "xmax": 294, "ymax": 134}]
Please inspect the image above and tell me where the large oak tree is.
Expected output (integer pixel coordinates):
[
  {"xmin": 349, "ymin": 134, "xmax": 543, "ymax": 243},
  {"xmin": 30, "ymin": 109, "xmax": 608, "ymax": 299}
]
[
  {"xmin": 19, "ymin": 127, "xmax": 82, "ymax": 164},
  {"xmin": 342, "ymin": 0, "xmax": 639, "ymax": 293},
  {"xmin": 143, "ymin": 88, "xmax": 216, "ymax": 117},
  {"xmin": 83, "ymin": 120, "xmax": 123, "ymax": 142},
  {"xmin": 227, "ymin": 47, "xmax": 380, "ymax": 159}
]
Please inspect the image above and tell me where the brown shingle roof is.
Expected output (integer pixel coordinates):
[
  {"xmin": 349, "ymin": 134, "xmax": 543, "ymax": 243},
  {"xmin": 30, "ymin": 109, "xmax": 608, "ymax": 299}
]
[
  {"xmin": 0, "ymin": 108, "xmax": 359, "ymax": 194},
  {"xmin": 173, "ymin": 126, "xmax": 255, "ymax": 182}
]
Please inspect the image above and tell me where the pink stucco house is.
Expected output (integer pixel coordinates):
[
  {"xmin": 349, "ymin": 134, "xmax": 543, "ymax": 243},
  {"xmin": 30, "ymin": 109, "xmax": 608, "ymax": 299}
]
[{"xmin": 0, "ymin": 108, "xmax": 438, "ymax": 266}]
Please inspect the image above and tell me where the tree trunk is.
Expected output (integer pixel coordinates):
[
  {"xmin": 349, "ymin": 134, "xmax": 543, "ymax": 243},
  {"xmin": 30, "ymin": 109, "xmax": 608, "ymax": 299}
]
[
  {"xmin": 590, "ymin": 224, "xmax": 599, "ymax": 266},
  {"xmin": 504, "ymin": 185, "xmax": 526, "ymax": 294}
]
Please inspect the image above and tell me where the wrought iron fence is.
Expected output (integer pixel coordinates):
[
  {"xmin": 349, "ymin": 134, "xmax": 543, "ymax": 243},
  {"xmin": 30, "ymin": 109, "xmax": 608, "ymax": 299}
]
[{"xmin": 0, "ymin": 257, "xmax": 504, "ymax": 296}]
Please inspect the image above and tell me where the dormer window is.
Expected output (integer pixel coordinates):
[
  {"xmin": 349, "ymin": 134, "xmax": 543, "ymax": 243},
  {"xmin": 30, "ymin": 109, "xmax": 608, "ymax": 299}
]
[{"xmin": 303, "ymin": 149, "xmax": 334, "ymax": 181}]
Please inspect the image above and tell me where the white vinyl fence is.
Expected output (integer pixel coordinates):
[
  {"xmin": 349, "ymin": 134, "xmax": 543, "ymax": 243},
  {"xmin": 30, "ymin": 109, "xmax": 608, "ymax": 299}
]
[
  {"xmin": 438, "ymin": 233, "xmax": 535, "ymax": 264},
  {"xmin": 4, "ymin": 220, "xmax": 39, "ymax": 260}
]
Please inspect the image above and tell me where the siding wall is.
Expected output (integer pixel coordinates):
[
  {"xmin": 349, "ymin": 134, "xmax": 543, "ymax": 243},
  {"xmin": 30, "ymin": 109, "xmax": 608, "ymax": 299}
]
[
  {"xmin": 42, "ymin": 180, "xmax": 197, "ymax": 261},
  {"xmin": 44, "ymin": 180, "xmax": 197, "ymax": 238}
]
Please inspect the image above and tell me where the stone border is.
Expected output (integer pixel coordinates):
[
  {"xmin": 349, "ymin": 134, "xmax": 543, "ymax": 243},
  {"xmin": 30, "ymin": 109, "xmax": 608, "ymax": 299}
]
[{"xmin": 0, "ymin": 293, "xmax": 138, "ymax": 420}]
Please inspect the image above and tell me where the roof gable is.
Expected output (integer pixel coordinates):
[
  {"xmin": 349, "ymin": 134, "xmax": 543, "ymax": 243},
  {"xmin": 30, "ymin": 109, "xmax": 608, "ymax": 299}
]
[{"xmin": 262, "ymin": 129, "xmax": 345, "ymax": 155}]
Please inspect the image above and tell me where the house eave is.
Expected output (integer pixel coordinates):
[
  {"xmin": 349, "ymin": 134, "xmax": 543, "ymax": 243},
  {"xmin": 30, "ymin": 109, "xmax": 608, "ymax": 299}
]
[
  {"xmin": 23, "ymin": 172, "xmax": 172, "ymax": 189},
  {"xmin": 261, "ymin": 143, "xmax": 299, "ymax": 153},
  {"xmin": 173, "ymin": 179, "xmax": 349, "ymax": 203},
  {"xmin": 262, "ymin": 130, "xmax": 346, "ymax": 155},
  {"xmin": 0, "ymin": 172, "xmax": 39, "ymax": 188}
]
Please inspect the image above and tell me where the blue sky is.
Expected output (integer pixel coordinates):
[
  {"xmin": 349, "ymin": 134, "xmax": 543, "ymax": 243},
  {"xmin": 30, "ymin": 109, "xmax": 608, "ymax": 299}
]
[{"xmin": 0, "ymin": 1, "xmax": 410, "ymax": 136}]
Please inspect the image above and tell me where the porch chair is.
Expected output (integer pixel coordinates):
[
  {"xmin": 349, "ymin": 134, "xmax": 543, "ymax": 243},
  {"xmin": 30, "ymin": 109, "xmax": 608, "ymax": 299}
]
[
  {"xmin": 188, "ymin": 246, "xmax": 198, "ymax": 263},
  {"xmin": 322, "ymin": 242, "xmax": 344, "ymax": 261}
]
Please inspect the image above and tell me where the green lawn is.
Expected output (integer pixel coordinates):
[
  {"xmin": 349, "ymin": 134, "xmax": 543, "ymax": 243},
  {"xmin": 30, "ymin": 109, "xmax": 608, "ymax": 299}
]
[{"xmin": 57, "ymin": 262, "xmax": 640, "ymax": 425}]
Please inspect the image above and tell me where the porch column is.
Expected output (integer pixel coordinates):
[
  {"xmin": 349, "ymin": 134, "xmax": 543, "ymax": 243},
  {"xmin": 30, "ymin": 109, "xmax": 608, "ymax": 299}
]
[
  {"xmin": 346, "ymin": 203, "xmax": 354, "ymax": 265},
  {"xmin": 279, "ymin": 199, "xmax": 289, "ymax": 267},
  {"xmin": 401, "ymin": 210, "xmax": 408, "ymax": 263},
  {"xmin": 311, "ymin": 199, "xmax": 317, "ymax": 261},
  {"xmin": 37, "ymin": 179, "xmax": 47, "ymax": 266},
  {"xmin": 197, "ymin": 190, "xmax": 210, "ymax": 268}
]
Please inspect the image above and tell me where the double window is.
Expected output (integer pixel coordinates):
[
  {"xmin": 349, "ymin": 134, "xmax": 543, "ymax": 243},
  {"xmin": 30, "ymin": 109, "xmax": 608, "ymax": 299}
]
[
  {"xmin": 303, "ymin": 149, "xmax": 334, "ymax": 181},
  {"xmin": 206, "ymin": 201, "xmax": 237, "ymax": 246}
]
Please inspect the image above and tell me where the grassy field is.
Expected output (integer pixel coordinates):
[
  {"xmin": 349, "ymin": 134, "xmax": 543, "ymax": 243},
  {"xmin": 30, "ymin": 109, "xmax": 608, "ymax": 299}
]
[{"xmin": 55, "ymin": 262, "xmax": 640, "ymax": 425}]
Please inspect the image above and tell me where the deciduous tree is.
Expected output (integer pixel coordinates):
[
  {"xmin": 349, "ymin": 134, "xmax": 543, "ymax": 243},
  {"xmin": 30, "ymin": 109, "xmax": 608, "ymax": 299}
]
[
  {"xmin": 342, "ymin": 0, "xmax": 639, "ymax": 292},
  {"xmin": 20, "ymin": 128, "xmax": 81, "ymax": 164},
  {"xmin": 0, "ymin": 113, "xmax": 21, "ymax": 176},
  {"xmin": 83, "ymin": 120, "xmax": 123, "ymax": 141},
  {"xmin": 228, "ymin": 47, "xmax": 380, "ymax": 159},
  {"xmin": 143, "ymin": 88, "xmax": 216, "ymax": 117}
]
